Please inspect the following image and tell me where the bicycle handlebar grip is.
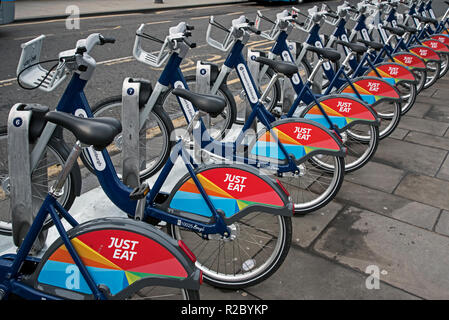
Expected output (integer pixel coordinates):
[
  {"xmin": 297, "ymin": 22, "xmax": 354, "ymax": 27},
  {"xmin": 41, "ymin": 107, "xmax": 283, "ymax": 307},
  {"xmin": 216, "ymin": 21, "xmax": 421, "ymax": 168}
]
[
  {"xmin": 325, "ymin": 12, "xmax": 339, "ymax": 19},
  {"xmin": 75, "ymin": 46, "xmax": 87, "ymax": 55},
  {"xmin": 102, "ymin": 37, "xmax": 116, "ymax": 44},
  {"xmin": 248, "ymin": 26, "xmax": 261, "ymax": 35},
  {"xmin": 184, "ymin": 39, "xmax": 197, "ymax": 48}
]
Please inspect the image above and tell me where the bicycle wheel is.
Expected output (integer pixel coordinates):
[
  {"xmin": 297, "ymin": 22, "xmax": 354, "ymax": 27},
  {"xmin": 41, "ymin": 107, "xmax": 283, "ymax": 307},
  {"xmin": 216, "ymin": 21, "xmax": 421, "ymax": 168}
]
[
  {"xmin": 438, "ymin": 53, "xmax": 449, "ymax": 78},
  {"xmin": 80, "ymin": 97, "xmax": 174, "ymax": 181},
  {"xmin": 299, "ymin": 104, "xmax": 380, "ymax": 173},
  {"xmin": 0, "ymin": 129, "xmax": 78, "ymax": 236},
  {"xmin": 370, "ymin": 100, "xmax": 402, "ymax": 139},
  {"xmin": 396, "ymin": 81, "xmax": 417, "ymax": 115},
  {"xmin": 258, "ymin": 59, "xmax": 311, "ymax": 115},
  {"xmin": 411, "ymin": 68, "xmax": 427, "ymax": 93},
  {"xmin": 277, "ymin": 155, "xmax": 345, "ymax": 215},
  {"xmin": 423, "ymin": 60, "xmax": 441, "ymax": 89},
  {"xmin": 169, "ymin": 213, "xmax": 292, "ymax": 289},
  {"xmin": 160, "ymin": 74, "xmax": 236, "ymax": 139}
]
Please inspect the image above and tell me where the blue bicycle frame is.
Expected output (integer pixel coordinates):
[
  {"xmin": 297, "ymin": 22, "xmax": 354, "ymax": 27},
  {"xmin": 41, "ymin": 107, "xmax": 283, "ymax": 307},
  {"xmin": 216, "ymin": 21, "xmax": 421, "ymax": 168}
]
[
  {"xmin": 54, "ymin": 73, "xmax": 232, "ymax": 236},
  {"xmin": 268, "ymin": 30, "xmax": 344, "ymax": 135},
  {"xmin": 160, "ymin": 41, "xmax": 301, "ymax": 174},
  {"xmin": 1, "ymin": 191, "xmax": 108, "ymax": 300}
]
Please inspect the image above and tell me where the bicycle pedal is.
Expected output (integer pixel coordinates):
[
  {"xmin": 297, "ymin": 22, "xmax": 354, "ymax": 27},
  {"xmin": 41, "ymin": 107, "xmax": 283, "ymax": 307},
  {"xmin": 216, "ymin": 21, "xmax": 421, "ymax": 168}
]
[
  {"xmin": 271, "ymin": 106, "xmax": 283, "ymax": 118},
  {"xmin": 129, "ymin": 183, "xmax": 150, "ymax": 200}
]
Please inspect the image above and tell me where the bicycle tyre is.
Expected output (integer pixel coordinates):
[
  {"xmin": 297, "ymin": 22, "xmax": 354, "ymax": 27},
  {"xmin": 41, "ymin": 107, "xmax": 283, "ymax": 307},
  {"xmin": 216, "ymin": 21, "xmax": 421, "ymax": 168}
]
[
  {"xmin": 0, "ymin": 129, "xmax": 78, "ymax": 236},
  {"xmin": 80, "ymin": 96, "xmax": 174, "ymax": 181},
  {"xmin": 299, "ymin": 103, "xmax": 380, "ymax": 173},
  {"xmin": 168, "ymin": 214, "xmax": 292, "ymax": 289}
]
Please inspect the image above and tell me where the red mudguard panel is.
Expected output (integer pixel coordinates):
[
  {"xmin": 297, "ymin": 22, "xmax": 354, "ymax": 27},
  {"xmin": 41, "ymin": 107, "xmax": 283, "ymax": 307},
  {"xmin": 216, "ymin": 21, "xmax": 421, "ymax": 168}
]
[
  {"xmin": 339, "ymin": 77, "xmax": 400, "ymax": 105},
  {"xmin": 303, "ymin": 96, "xmax": 378, "ymax": 131},
  {"xmin": 170, "ymin": 167, "xmax": 286, "ymax": 218},
  {"xmin": 365, "ymin": 62, "xmax": 417, "ymax": 84},
  {"xmin": 431, "ymin": 34, "xmax": 449, "ymax": 46},
  {"xmin": 409, "ymin": 45, "xmax": 441, "ymax": 62},
  {"xmin": 392, "ymin": 53, "xmax": 426, "ymax": 70},
  {"xmin": 37, "ymin": 229, "xmax": 188, "ymax": 295},
  {"xmin": 422, "ymin": 39, "xmax": 449, "ymax": 53},
  {"xmin": 250, "ymin": 120, "xmax": 343, "ymax": 162}
]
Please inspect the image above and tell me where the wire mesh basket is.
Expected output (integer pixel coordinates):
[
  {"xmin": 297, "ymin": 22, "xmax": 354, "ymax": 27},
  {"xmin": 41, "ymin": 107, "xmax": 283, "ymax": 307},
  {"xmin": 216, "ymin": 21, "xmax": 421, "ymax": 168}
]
[
  {"xmin": 16, "ymin": 35, "xmax": 67, "ymax": 92},
  {"xmin": 133, "ymin": 24, "xmax": 171, "ymax": 68},
  {"xmin": 206, "ymin": 16, "xmax": 234, "ymax": 52},
  {"xmin": 291, "ymin": 7, "xmax": 315, "ymax": 33},
  {"xmin": 254, "ymin": 11, "xmax": 279, "ymax": 41}
]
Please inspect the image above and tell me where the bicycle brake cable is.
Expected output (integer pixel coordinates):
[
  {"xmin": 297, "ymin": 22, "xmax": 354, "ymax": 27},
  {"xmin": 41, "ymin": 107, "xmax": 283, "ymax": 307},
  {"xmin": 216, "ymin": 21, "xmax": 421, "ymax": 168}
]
[{"xmin": 16, "ymin": 58, "xmax": 60, "ymax": 90}]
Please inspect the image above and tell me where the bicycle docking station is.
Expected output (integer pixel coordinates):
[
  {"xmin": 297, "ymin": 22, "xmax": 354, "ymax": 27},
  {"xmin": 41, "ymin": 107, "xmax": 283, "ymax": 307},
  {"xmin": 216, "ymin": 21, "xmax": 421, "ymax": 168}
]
[
  {"xmin": 7, "ymin": 103, "xmax": 48, "ymax": 253},
  {"xmin": 121, "ymin": 77, "xmax": 148, "ymax": 220},
  {"xmin": 247, "ymin": 49, "xmax": 259, "ymax": 134}
]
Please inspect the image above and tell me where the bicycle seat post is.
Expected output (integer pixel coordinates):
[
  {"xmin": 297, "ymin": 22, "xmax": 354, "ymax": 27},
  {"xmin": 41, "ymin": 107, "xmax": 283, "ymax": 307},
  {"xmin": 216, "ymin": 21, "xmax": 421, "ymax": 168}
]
[
  {"xmin": 259, "ymin": 73, "xmax": 282, "ymax": 104},
  {"xmin": 50, "ymin": 141, "xmax": 83, "ymax": 198},
  {"xmin": 307, "ymin": 58, "xmax": 325, "ymax": 85}
]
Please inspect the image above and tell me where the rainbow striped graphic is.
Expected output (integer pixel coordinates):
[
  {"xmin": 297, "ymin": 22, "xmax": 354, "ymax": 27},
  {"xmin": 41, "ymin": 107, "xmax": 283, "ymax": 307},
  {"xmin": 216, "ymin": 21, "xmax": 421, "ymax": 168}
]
[
  {"xmin": 303, "ymin": 97, "xmax": 376, "ymax": 129},
  {"xmin": 38, "ymin": 230, "xmax": 188, "ymax": 295},
  {"xmin": 170, "ymin": 167, "xmax": 284, "ymax": 218},
  {"xmin": 250, "ymin": 122, "xmax": 341, "ymax": 161},
  {"xmin": 341, "ymin": 79, "xmax": 399, "ymax": 105}
]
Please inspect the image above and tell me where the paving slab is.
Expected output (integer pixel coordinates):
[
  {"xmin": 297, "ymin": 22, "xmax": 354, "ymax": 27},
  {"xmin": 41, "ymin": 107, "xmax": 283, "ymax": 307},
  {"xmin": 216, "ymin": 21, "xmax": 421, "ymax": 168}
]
[
  {"xmin": 345, "ymin": 161, "xmax": 405, "ymax": 194},
  {"xmin": 388, "ymin": 127, "xmax": 409, "ymax": 141},
  {"xmin": 405, "ymin": 131, "xmax": 449, "ymax": 151},
  {"xmin": 200, "ymin": 284, "xmax": 257, "ymax": 300},
  {"xmin": 394, "ymin": 173, "xmax": 449, "ymax": 211},
  {"xmin": 397, "ymin": 116, "xmax": 449, "ymax": 137},
  {"xmin": 417, "ymin": 87, "xmax": 437, "ymax": 97},
  {"xmin": 244, "ymin": 246, "xmax": 418, "ymax": 300},
  {"xmin": 313, "ymin": 207, "xmax": 449, "ymax": 300},
  {"xmin": 435, "ymin": 210, "xmax": 449, "ymax": 237},
  {"xmin": 416, "ymin": 95, "xmax": 447, "ymax": 108},
  {"xmin": 373, "ymin": 138, "xmax": 447, "ymax": 177},
  {"xmin": 425, "ymin": 105, "xmax": 449, "ymax": 123},
  {"xmin": 431, "ymin": 87, "xmax": 449, "ymax": 100},
  {"xmin": 336, "ymin": 181, "xmax": 441, "ymax": 230},
  {"xmin": 405, "ymin": 102, "xmax": 433, "ymax": 119},
  {"xmin": 437, "ymin": 155, "xmax": 449, "ymax": 181},
  {"xmin": 291, "ymin": 201, "xmax": 343, "ymax": 248}
]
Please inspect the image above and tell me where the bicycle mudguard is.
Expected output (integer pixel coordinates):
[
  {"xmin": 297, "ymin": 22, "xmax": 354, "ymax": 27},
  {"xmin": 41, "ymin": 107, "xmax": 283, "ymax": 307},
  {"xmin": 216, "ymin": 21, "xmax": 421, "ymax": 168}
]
[
  {"xmin": 363, "ymin": 62, "xmax": 417, "ymax": 85},
  {"xmin": 168, "ymin": 164, "xmax": 292, "ymax": 222},
  {"xmin": 421, "ymin": 39, "xmax": 449, "ymax": 55},
  {"xmin": 338, "ymin": 76, "xmax": 401, "ymax": 106},
  {"xmin": 300, "ymin": 95, "xmax": 379, "ymax": 132},
  {"xmin": 408, "ymin": 45, "xmax": 441, "ymax": 62},
  {"xmin": 249, "ymin": 118, "xmax": 345, "ymax": 162},
  {"xmin": 391, "ymin": 52, "xmax": 427, "ymax": 71},
  {"xmin": 32, "ymin": 218, "xmax": 200, "ymax": 299},
  {"xmin": 430, "ymin": 34, "xmax": 449, "ymax": 46}
]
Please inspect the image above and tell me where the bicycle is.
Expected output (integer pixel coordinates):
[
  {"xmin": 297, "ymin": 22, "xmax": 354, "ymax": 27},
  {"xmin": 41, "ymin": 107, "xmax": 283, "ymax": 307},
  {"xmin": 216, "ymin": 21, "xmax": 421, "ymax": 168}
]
[
  {"xmin": 91, "ymin": 20, "xmax": 347, "ymax": 215},
  {"xmin": 239, "ymin": 9, "xmax": 381, "ymax": 173},
  {"xmin": 252, "ymin": 8, "xmax": 402, "ymax": 141},
  {"xmin": 308, "ymin": 2, "xmax": 421, "ymax": 116},
  {"xmin": 8, "ymin": 31, "xmax": 296, "ymax": 288},
  {"xmin": 0, "ymin": 111, "xmax": 201, "ymax": 300},
  {"xmin": 340, "ymin": 0, "xmax": 444, "ymax": 90}
]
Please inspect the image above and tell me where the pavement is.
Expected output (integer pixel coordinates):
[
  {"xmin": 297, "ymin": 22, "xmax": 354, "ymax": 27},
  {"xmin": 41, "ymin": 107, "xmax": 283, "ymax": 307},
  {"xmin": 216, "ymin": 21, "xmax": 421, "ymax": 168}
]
[
  {"xmin": 1, "ymin": 0, "xmax": 449, "ymax": 301},
  {"xmin": 13, "ymin": 0, "xmax": 251, "ymax": 21}
]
